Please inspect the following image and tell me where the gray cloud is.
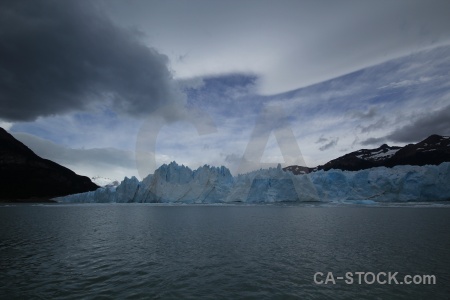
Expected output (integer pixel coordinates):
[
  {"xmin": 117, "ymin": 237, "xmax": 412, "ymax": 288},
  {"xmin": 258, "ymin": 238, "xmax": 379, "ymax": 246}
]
[
  {"xmin": 177, "ymin": 77, "xmax": 206, "ymax": 91},
  {"xmin": 360, "ymin": 137, "xmax": 386, "ymax": 146},
  {"xmin": 12, "ymin": 132, "xmax": 137, "ymax": 180},
  {"xmin": 351, "ymin": 107, "xmax": 378, "ymax": 120},
  {"xmin": 224, "ymin": 153, "xmax": 241, "ymax": 165},
  {"xmin": 0, "ymin": 0, "xmax": 182, "ymax": 121},
  {"xmin": 315, "ymin": 136, "xmax": 328, "ymax": 144},
  {"xmin": 385, "ymin": 105, "xmax": 450, "ymax": 143},
  {"xmin": 107, "ymin": 0, "xmax": 450, "ymax": 95},
  {"xmin": 319, "ymin": 138, "xmax": 339, "ymax": 151},
  {"xmin": 316, "ymin": 136, "xmax": 339, "ymax": 151},
  {"xmin": 358, "ymin": 117, "xmax": 387, "ymax": 133},
  {"xmin": 360, "ymin": 104, "xmax": 450, "ymax": 145}
]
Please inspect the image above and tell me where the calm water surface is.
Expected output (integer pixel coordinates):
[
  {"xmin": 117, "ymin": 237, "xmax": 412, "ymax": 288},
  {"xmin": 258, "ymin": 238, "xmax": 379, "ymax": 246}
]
[{"xmin": 1, "ymin": 203, "xmax": 449, "ymax": 299}]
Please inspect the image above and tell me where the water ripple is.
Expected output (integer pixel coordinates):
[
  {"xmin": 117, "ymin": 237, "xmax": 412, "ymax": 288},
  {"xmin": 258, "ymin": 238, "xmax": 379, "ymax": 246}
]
[{"xmin": 1, "ymin": 204, "xmax": 449, "ymax": 298}]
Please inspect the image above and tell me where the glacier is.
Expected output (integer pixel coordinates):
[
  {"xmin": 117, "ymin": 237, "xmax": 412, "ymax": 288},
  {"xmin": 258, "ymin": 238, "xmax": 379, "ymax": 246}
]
[{"xmin": 55, "ymin": 161, "xmax": 450, "ymax": 203}]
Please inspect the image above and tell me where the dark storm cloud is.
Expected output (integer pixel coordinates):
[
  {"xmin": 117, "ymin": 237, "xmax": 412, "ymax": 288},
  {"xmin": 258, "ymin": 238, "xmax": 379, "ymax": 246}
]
[
  {"xmin": 0, "ymin": 0, "xmax": 181, "ymax": 121},
  {"xmin": 360, "ymin": 105, "xmax": 450, "ymax": 146},
  {"xmin": 385, "ymin": 105, "xmax": 450, "ymax": 143}
]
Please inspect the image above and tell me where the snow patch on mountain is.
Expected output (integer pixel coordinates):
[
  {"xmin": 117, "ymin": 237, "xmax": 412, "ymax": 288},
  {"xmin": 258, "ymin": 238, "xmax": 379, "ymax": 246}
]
[
  {"xmin": 354, "ymin": 145, "xmax": 401, "ymax": 162},
  {"xmin": 91, "ymin": 176, "xmax": 119, "ymax": 187}
]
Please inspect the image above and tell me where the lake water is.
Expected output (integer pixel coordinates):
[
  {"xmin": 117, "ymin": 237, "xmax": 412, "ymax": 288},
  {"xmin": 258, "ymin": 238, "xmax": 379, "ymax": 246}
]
[{"xmin": 1, "ymin": 203, "xmax": 449, "ymax": 299}]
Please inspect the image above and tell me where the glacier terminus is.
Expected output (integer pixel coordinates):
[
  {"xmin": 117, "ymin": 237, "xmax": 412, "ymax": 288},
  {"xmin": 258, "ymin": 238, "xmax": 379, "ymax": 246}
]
[{"xmin": 56, "ymin": 161, "xmax": 450, "ymax": 204}]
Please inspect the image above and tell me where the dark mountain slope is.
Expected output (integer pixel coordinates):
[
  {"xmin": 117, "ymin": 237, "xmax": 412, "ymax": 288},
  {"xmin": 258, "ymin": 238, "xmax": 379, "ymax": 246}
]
[
  {"xmin": 384, "ymin": 135, "xmax": 450, "ymax": 167},
  {"xmin": 284, "ymin": 134, "xmax": 450, "ymax": 174},
  {"xmin": 0, "ymin": 127, "xmax": 98, "ymax": 201}
]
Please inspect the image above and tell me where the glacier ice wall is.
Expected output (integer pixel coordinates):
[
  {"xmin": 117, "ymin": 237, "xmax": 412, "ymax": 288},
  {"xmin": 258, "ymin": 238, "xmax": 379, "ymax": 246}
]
[
  {"xmin": 310, "ymin": 162, "xmax": 450, "ymax": 202},
  {"xmin": 56, "ymin": 162, "xmax": 450, "ymax": 203}
]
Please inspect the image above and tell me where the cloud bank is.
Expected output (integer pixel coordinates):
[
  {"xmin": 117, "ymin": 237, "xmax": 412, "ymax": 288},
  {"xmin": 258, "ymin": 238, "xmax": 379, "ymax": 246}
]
[
  {"xmin": 0, "ymin": 0, "xmax": 182, "ymax": 122},
  {"xmin": 386, "ymin": 105, "xmax": 450, "ymax": 143},
  {"xmin": 108, "ymin": 0, "xmax": 450, "ymax": 95}
]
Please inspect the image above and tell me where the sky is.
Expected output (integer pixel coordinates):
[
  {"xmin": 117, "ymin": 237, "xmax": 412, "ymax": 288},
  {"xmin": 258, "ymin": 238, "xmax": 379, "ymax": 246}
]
[{"xmin": 1, "ymin": 0, "xmax": 450, "ymax": 180}]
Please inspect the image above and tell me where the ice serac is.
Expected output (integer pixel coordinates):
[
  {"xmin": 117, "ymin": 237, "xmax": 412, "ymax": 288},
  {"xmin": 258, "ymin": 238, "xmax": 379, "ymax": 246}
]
[
  {"xmin": 115, "ymin": 176, "xmax": 140, "ymax": 203},
  {"xmin": 55, "ymin": 161, "xmax": 450, "ymax": 203},
  {"xmin": 141, "ymin": 162, "xmax": 234, "ymax": 203}
]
